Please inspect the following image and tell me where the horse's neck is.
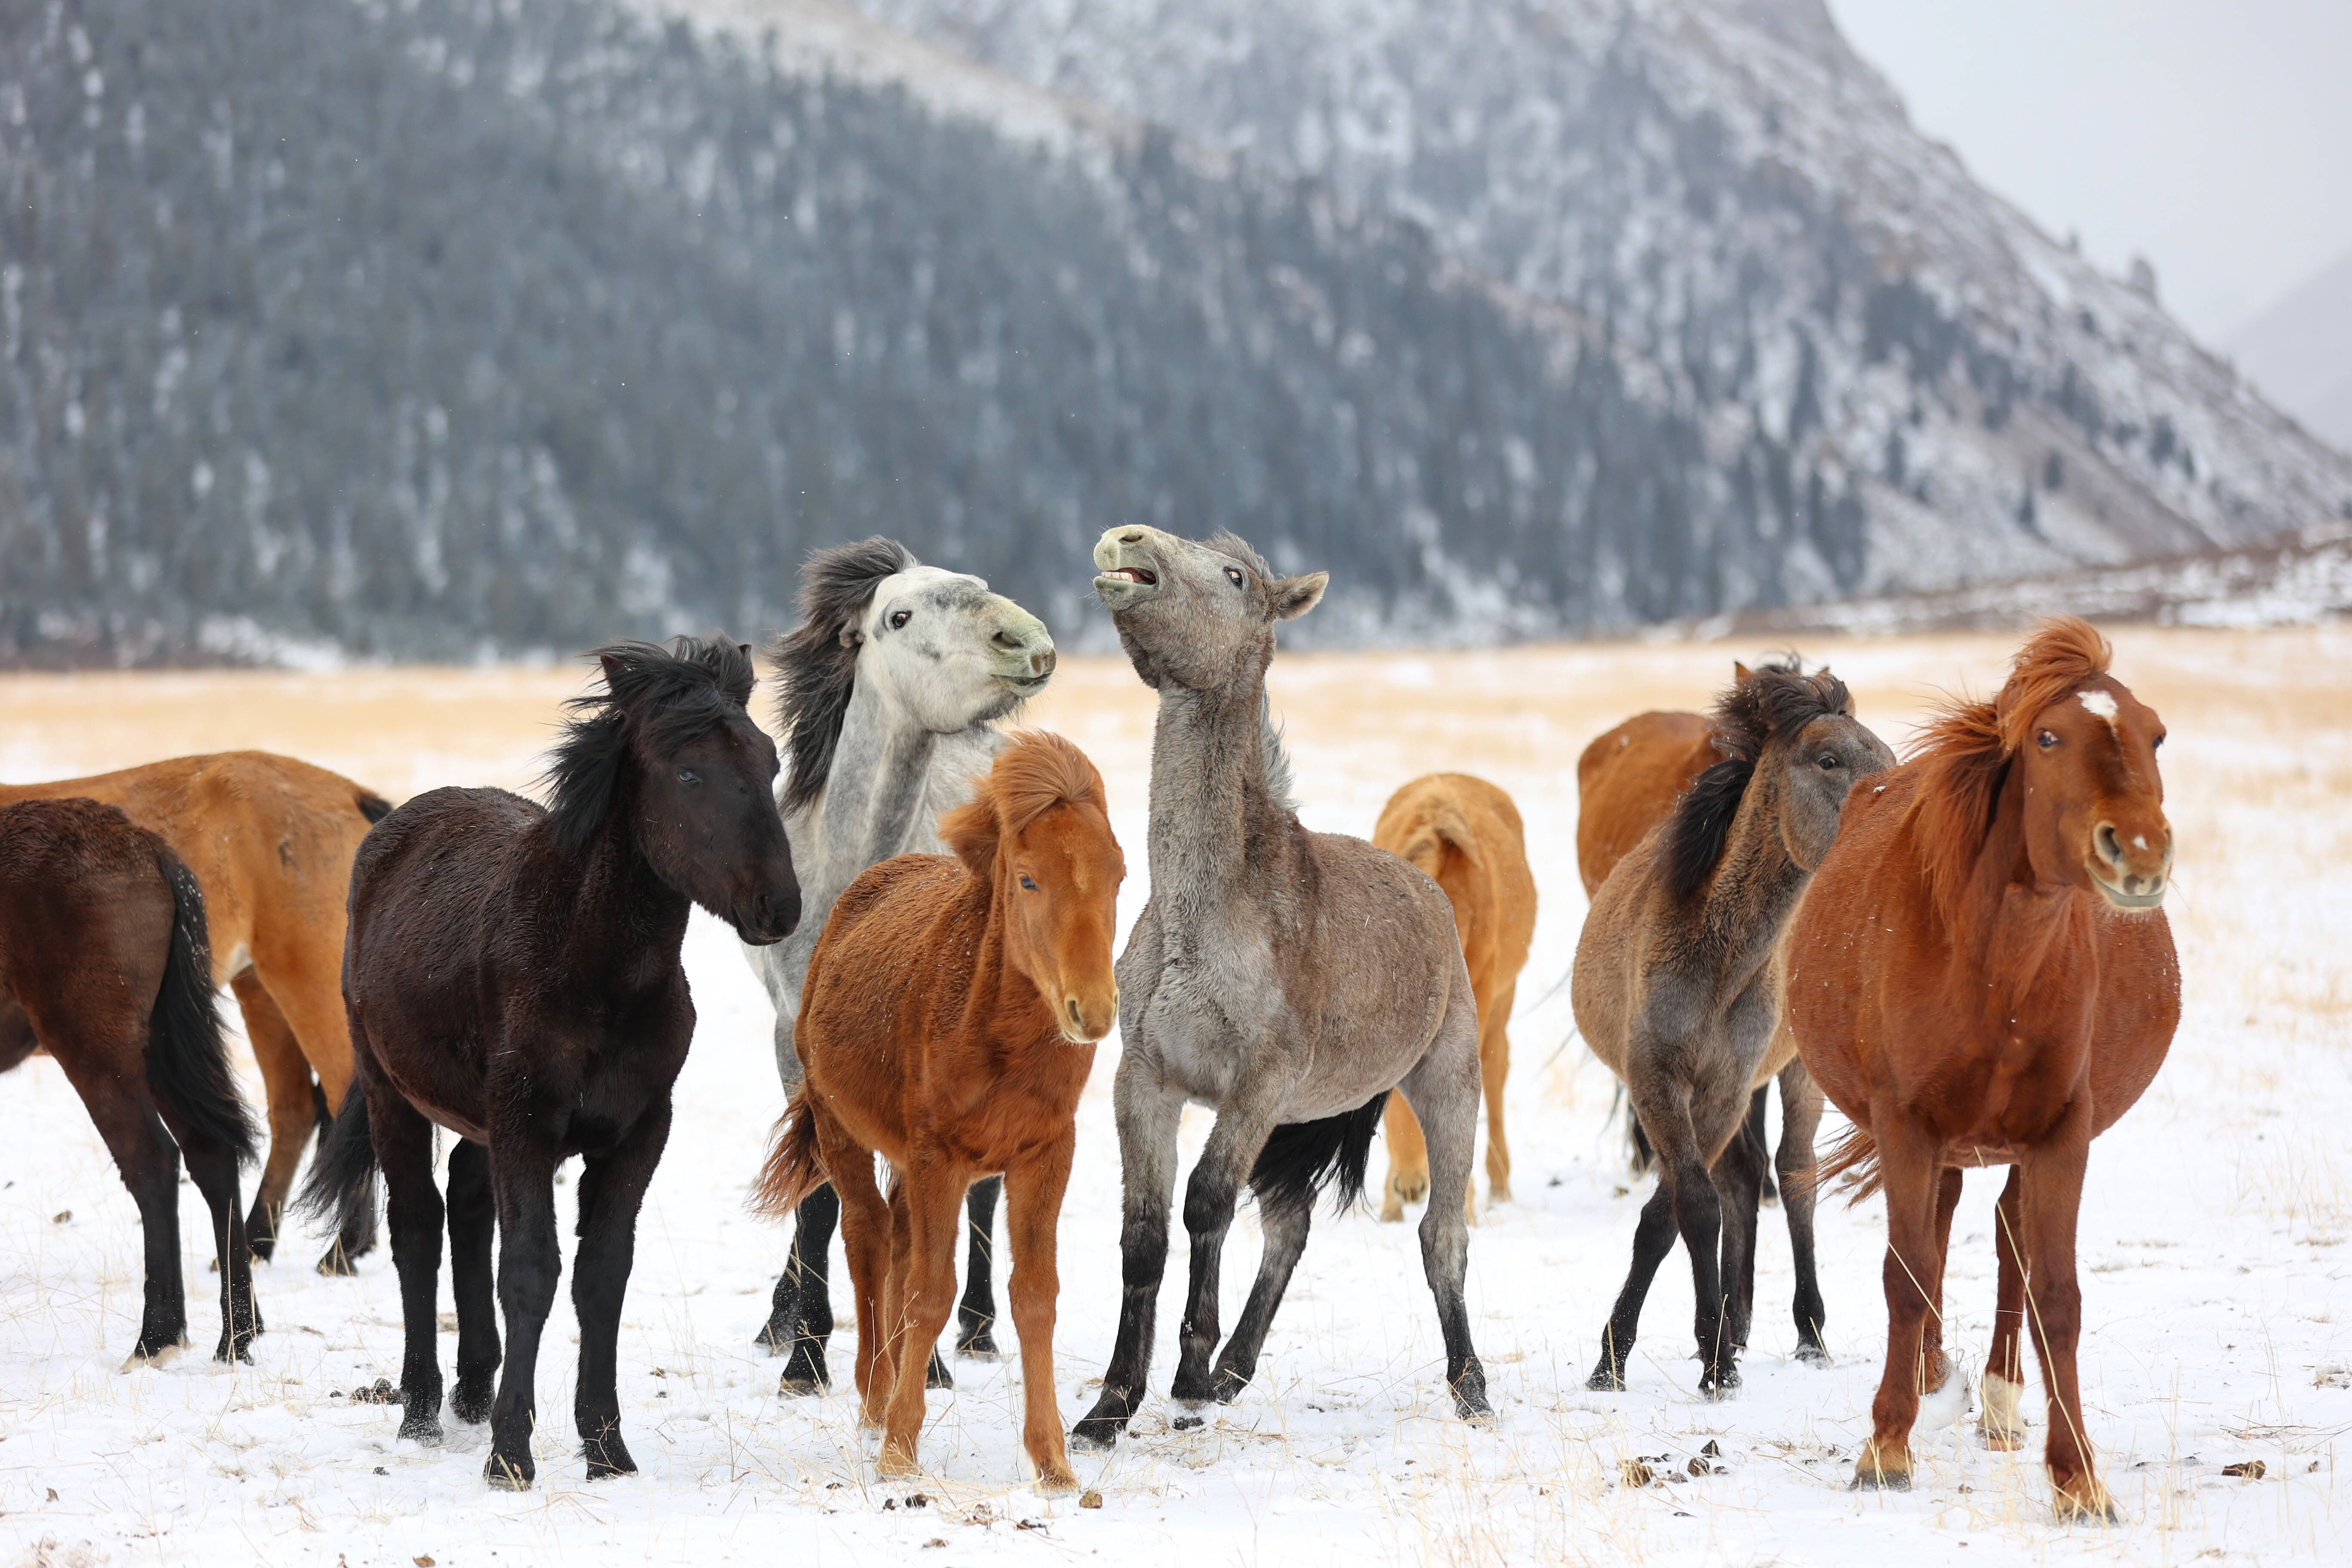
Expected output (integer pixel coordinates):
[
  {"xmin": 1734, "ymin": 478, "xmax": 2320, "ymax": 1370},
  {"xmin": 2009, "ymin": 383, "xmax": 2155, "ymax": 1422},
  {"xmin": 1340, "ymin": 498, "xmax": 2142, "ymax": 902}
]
[
  {"xmin": 556, "ymin": 804, "xmax": 689, "ymax": 993},
  {"xmin": 1146, "ymin": 677, "xmax": 1283, "ymax": 932},
  {"xmin": 1951, "ymin": 764, "xmax": 2086, "ymax": 999},
  {"xmin": 1702, "ymin": 759, "xmax": 1809, "ymax": 974}
]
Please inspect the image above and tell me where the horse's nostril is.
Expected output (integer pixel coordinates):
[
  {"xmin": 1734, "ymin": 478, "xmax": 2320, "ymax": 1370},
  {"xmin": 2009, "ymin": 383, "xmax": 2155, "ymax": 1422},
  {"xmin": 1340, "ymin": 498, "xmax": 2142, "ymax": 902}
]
[
  {"xmin": 2095, "ymin": 824, "xmax": 2124, "ymax": 868},
  {"xmin": 1120, "ymin": 530, "xmax": 1143, "ymax": 542}
]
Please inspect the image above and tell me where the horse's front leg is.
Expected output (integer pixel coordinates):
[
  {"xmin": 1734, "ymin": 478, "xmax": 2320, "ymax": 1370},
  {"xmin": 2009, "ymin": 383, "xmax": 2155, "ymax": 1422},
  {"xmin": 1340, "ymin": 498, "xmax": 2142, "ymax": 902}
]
[
  {"xmin": 1005, "ymin": 1137, "xmax": 1079, "ymax": 1491},
  {"xmin": 572, "ymin": 1097, "xmax": 673, "ymax": 1482},
  {"xmin": 484, "ymin": 1133, "xmax": 563, "ymax": 1491},
  {"xmin": 2020, "ymin": 1107, "xmax": 2113, "ymax": 1522},
  {"xmin": 1852, "ymin": 1113, "xmax": 1944, "ymax": 1492},
  {"xmin": 1170, "ymin": 1063, "xmax": 1295, "ymax": 1409},
  {"xmin": 880, "ymin": 1153, "xmax": 963, "ymax": 1479},
  {"xmin": 1071, "ymin": 1063, "xmax": 1184, "ymax": 1449}
]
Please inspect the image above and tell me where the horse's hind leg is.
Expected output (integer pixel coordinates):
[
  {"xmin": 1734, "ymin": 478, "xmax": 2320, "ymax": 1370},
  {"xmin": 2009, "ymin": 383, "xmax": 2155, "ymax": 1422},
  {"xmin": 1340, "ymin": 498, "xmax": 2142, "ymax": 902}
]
[
  {"xmin": 956, "ymin": 1175, "xmax": 1001, "ymax": 1359},
  {"xmin": 1072, "ymin": 1068, "xmax": 1184, "ymax": 1450},
  {"xmin": 371, "ymin": 1084, "xmax": 448, "ymax": 1446},
  {"xmin": 1208, "ymin": 1183, "xmax": 1312, "ymax": 1403},
  {"xmin": 445, "ymin": 1140, "xmax": 501, "ymax": 1425},
  {"xmin": 1400, "ymin": 997, "xmax": 1492, "ymax": 1420},
  {"xmin": 1710, "ymin": 1107, "xmax": 1765, "ymax": 1356},
  {"xmin": 1775, "ymin": 1060, "xmax": 1830, "ymax": 1365},
  {"xmin": 1480, "ymin": 977, "xmax": 1516, "ymax": 1206},
  {"xmin": 168, "ymin": 1107, "xmax": 259, "ymax": 1363},
  {"xmin": 1749, "ymin": 1087, "xmax": 1776, "ymax": 1207},
  {"xmin": 763, "ymin": 1184, "xmax": 839, "ymax": 1395},
  {"xmin": 250, "ymin": 953, "xmax": 376, "ymax": 1272},
  {"xmin": 484, "ymin": 1134, "xmax": 563, "ymax": 1490},
  {"xmin": 1588, "ymin": 1178, "xmax": 1676, "ymax": 1390},
  {"xmin": 815, "ymin": 1115, "xmax": 893, "ymax": 1428},
  {"xmin": 879, "ymin": 1160, "xmax": 962, "ymax": 1479},
  {"xmin": 52, "ymin": 1039, "xmax": 189, "ymax": 1358},
  {"xmin": 571, "ymin": 1100, "xmax": 671, "ymax": 1482},
  {"xmin": 231, "ymin": 974, "xmax": 311, "ymax": 1263},
  {"xmin": 1980, "ymin": 1165, "xmax": 2028, "ymax": 1450},
  {"xmin": 1378, "ymin": 1093, "xmax": 1431, "ymax": 1223}
]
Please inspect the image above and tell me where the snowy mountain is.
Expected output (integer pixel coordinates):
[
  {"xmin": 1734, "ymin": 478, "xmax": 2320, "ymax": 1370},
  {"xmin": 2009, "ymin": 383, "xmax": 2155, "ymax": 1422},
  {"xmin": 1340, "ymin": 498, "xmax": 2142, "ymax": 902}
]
[
  {"xmin": 2230, "ymin": 247, "xmax": 2352, "ymax": 455},
  {"xmin": 2, "ymin": 0, "xmax": 2346, "ymax": 663}
]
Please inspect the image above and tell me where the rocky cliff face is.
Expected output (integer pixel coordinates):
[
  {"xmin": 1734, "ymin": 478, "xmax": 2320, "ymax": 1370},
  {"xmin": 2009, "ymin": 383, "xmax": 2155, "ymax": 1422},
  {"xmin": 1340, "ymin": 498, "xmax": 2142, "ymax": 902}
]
[{"xmin": 2, "ymin": 0, "xmax": 2343, "ymax": 663}]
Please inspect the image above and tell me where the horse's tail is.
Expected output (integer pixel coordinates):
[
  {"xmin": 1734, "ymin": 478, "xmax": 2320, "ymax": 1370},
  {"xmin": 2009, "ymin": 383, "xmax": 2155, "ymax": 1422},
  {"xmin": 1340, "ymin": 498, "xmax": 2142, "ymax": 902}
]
[
  {"xmin": 1251, "ymin": 1091, "xmax": 1388, "ymax": 1214},
  {"xmin": 354, "ymin": 790, "xmax": 394, "ymax": 825},
  {"xmin": 1795, "ymin": 1122, "xmax": 1881, "ymax": 1204},
  {"xmin": 145, "ymin": 846, "xmax": 259, "ymax": 1166},
  {"xmin": 296, "ymin": 1078, "xmax": 377, "ymax": 1235},
  {"xmin": 751, "ymin": 1092, "xmax": 828, "ymax": 1217},
  {"xmin": 1389, "ymin": 797, "xmax": 1477, "ymax": 887}
]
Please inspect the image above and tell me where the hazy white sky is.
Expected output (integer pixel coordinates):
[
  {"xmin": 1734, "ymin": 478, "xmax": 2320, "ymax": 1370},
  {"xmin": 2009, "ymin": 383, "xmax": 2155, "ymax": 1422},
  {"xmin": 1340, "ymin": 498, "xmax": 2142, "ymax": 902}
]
[{"xmin": 1822, "ymin": 0, "xmax": 2352, "ymax": 342}]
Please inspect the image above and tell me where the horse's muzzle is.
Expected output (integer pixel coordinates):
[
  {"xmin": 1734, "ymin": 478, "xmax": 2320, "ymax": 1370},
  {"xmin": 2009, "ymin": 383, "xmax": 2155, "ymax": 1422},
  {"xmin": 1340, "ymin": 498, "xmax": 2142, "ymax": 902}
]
[{"xmin": 736, "ymin": 887, "xmax": 801, "ymax": 946}]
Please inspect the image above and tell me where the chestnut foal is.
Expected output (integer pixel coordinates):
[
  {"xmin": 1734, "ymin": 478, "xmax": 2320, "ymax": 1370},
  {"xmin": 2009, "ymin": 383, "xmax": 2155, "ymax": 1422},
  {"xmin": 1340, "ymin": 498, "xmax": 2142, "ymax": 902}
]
[
  {"xmin": 1787, "ymin": 618, "xmax": 2177, "ymax": 1519},
  {"xmin": 757, "ymin": 732, "xmax": 1121, "ymax": 1491}
]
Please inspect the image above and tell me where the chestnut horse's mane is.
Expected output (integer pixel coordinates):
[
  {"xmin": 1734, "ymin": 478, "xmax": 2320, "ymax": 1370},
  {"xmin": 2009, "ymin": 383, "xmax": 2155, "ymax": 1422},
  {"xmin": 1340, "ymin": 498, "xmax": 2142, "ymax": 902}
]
[
  {"xmin": 1905, "ymin": 616, "xmax": 2113, "ymax": 920},
  {"xmin": 1661, "ymin": 665, "xmax": 1853, "ymax": 900},
  {"xmin": 941, "ymin": 731, "xmax": 1104, "ymax": 864}
]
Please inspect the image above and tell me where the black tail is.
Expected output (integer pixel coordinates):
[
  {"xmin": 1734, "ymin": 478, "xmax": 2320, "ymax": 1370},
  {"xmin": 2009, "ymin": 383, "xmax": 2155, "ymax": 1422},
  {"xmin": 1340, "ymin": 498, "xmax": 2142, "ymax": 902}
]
[
  {"xmin": 1616, "ymin": 1082, "xmax": 1657, "ymax": 1176},
  {"xmin": 145, "ymin": 848, "xmax": 259, "ymax": 1166},
  {"xmin": 355, "ymin": 790, "xmax": 393, "ymax": 824},
  {"xmin": 1250, "ymin": 1091, "xmax": 1388, "ymax": 1214},
  {"xmin": 296, "ymin": 1078, "xmax": 377, "ymax": 1237}
]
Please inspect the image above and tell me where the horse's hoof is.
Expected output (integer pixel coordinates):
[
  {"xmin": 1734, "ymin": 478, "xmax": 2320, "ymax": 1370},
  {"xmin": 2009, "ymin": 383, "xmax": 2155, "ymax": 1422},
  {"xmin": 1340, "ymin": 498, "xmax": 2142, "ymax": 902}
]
[
  {"xmin": 1170, "ymin": 1414, "xmax": 1204, "ymax": 1431},
  {"xmin": 131, "ymin": 1333, "xmax": 186, "ymax": 1363},
  {"xmin": 778, "ymin": 1372, "xmax": 827, "ymax": 1398},
  {"xmin": 1585, "ymin": 1365, "xmax": 1627, "ymax": 1393},
  {"xmin": 1793, "ymin": 1341, "xmax": 1833, "ymax": 1369},
  {"xmin": 583, "ymin": 1429, "xmax": 637, "ymax": 1480},
  {"xmin": 1981, "ymin": 1431, "xmax": 2026, "ymax": 1452},
  {"xmin": 247, "ymin": 1235, "xmax": 277, "ymax": 1264},
  {"xmin": 876, "ymin": 1442, "xmax": 921, "ymax": 1479},
  {"xmin": 484, "ymin": 1451, "xmax": 534, "ymax": 1491},
  {"xmin": 452, "ymin": 1377, "xmax": 495, "ymax": 1425},
  {"xmin": 315, "ymin": 1242, "xmax": 358, "ymax": 1278},
  {"xmin": 957, "ymin": 1322, "xmax": 1001, "ymax": 1360},
  {"xmin": 1701, "ymin": 1365, "xmax": 1741, "ymax": 1400},
  {"xmin": 1069, "ymin": 1412, "xmax": 1125, "ymax": 1453},
  {"xmin": 2052, "ymin": 1479, "xmax": 2119, "ymax": 1525},
  {"xmin": 1452, "ymin": 1381, "xmax": 1495, "ymax": 1424},
  {"xmin": 1209, "ymin": 1366, "xmax": 1251, "ymax": 1406},
  {"xmin": 925, "ymin": 1351, "xmax": 955, "ymax": 1390},
  {"xmin": 1850, "ymin": 1444, "xmax": 1910, "ymax": 1492},
  {"xmin": 1034, "ymin": 1464, "xmax": 1080, "ymax": 1495},
  {"xmin": 213, "ymin": 1336, "xmax": 255, "ymax": 1366},
  {"xmin": 399, "ymin": 1411, "xmax": 446, "ymax": 1447}
]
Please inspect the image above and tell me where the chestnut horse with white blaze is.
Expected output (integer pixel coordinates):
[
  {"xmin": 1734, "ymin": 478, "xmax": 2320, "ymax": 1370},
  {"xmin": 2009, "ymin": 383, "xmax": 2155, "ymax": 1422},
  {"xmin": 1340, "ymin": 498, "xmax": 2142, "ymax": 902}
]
[
  {"xmin": 756, "ymin": 732, "xmax": 1122, "ymax": 1492},
  {"xmin": 1373, "ymin": 774, "xmax": 1535, "ymax": 1223},
  {"xmin": 1786, "ymin": 618, "xmax": 2177, "ymax": 1519}
]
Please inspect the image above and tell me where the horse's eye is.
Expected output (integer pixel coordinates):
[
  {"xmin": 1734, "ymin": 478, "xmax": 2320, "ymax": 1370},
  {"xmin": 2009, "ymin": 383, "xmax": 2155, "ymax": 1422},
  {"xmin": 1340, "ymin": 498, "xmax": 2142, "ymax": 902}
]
[
  {"xmin": 2152, "ymin": 733, "xmax": 2166, "ymax": 750},
  {"xmin": 2038, "ymin": 730, "xmax": 2059, "ymax": 749},
  {"xmin": 1223, "ymin": 566, "xmax": 1244, "ymax": 587},
  {"xmin": 889, "ymin": 609, "xmax": 911, "ymax": 630},
  {"xmin": 677, "ymin": 768, "xmax": 700, "ymax": 785},
  {"xmin": 1817, "ymin": 753, "xmax": 1840, "ymax": 770},
  {"xmin": 1019, "ymin": 874, "xmax": 1038, "ymax": 891}
]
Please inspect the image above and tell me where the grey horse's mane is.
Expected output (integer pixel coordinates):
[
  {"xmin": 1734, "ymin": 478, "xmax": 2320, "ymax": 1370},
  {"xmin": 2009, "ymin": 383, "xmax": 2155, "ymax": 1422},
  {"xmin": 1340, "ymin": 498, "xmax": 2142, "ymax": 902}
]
[
  {"xmin": 1260, "ymin": 698, "xmax": 1298, "ymax": 813},
  {"xmin": 765, "ymin": 537, "xmax": 918, "ymax": 816}
]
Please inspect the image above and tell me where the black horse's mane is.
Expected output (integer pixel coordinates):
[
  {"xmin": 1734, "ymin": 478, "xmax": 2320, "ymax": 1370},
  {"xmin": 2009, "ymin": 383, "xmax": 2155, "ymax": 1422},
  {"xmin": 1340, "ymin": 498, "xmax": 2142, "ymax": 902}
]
[
  {"xmin": 1660, "ymin": 664, "xmax": 1853, "ymax": 900},
  {"xmin": 542, "ymin": 636, "xmax": 757, "ymax": 853},
  {"xmin": 765, "ymin": 536, "xmax": 918, "ymax": 816}
]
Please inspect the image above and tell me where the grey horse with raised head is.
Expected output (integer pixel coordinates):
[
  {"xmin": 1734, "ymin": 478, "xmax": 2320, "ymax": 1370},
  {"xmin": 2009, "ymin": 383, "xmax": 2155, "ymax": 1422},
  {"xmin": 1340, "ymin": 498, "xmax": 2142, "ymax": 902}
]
[
  {"xmin": 743, "ymin": 537, "xmax": 1055, "ymax": 1394},
  {"xmin": 1071, "ymin": 525, "xmax": 1492, "ymax": 1450},
  {"xmin": 1575, "ymin": 665, "xmax": 1892, "ymax": 1396}
]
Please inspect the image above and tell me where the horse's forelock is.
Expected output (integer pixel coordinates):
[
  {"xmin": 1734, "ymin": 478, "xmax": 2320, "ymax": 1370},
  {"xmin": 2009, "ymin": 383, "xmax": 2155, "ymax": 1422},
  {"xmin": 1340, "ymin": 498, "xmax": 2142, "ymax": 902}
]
[
  {"xmin": 543, "ymin": 636, "xmax": 756, "ymax": 852},
  {"xmin": 1659, "ymin": 666, "xmax": 1852, "ymax": 901},
  {"xmin": 768, "ymin": 537, "xmax": 919, "ymax": 815},
  {"xmin": 1993, "ymin": 616, "xmax": 2113, "ymax": 753},
  {"xmin": 985, "ymin": 731, "xmax": 1105, "ymax": 839},
  {"xmin": 1205, "ymin": 530, "xmax": 1274, "ymax": 581}
]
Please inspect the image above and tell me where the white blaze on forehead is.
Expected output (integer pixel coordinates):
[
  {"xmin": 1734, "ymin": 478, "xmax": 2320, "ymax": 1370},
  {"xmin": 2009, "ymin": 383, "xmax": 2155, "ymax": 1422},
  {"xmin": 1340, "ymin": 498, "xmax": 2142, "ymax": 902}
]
[{"xmin": 2077, "ymin": 688, "xmax": 2120, "ymax": 726}]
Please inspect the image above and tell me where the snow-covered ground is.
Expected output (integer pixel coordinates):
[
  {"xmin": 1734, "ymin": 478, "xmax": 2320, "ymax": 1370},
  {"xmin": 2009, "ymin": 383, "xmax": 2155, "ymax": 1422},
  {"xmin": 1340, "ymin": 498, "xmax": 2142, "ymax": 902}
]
[{"xmin": 3, "ymin": 627, "xmax": 2348, "ymax": 1566}]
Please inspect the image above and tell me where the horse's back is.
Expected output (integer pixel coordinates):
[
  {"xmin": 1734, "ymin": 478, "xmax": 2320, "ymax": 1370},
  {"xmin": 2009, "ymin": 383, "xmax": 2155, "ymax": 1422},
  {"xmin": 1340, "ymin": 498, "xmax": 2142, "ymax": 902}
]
[
  {"xmin": 0, "ymin": 799, "xmax": 176, "ymax": 1053},
  {"xmin": 346, "ymin": 787, "xmax": 537, "ymax": 998},
  {"xmin": 1372, "ymin": 773, "xmax": 1536, "ymax": 1000},
  {"xmin": 800, "ymin": 853, "xmax": 968, "ymax": 1045},
  {"xmin": 1576, "ymin": 711, "xmax": 1715, "ymax": 896},
  {"xmin": 1569, "ymin": 829, "xmax": 1665, "ymax": 1081}
]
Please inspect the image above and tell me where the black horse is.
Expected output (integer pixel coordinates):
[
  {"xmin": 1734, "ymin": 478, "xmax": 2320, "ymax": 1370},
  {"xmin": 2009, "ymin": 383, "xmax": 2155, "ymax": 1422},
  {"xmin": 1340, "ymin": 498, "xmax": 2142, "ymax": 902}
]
[{"xmin": 302, "ymin": 637, "xmax": 798, "ymax": 1490}]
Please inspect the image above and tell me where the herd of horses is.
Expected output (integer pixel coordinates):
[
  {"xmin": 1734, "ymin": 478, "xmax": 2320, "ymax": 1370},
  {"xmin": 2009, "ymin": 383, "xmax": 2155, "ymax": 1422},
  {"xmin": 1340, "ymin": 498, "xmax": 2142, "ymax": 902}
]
[{"xmin": 0, "ymin": 526, "xmax": 2177, "ymax": 1523}]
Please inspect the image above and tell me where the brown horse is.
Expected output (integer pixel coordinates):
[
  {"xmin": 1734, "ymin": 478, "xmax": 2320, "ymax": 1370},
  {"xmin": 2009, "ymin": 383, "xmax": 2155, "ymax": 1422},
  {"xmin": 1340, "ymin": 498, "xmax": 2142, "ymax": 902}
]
[
  {"xmin": 1785, "ymin": 618, "xmax": 2177, "ymax": 1519},
  {"xmin": 1372, "ymin": 774, "xmax": 1536, "ymax": 1223},
  {"xmin": 756, "ymin": 732, "xmax": 1121, "ymax": 1492},
  {"xmin": 0, "ymin": 798, "xmax": 260, "ymax": 1363},
  {"xmin": 0, "ymin": 753, "xmax": 391, "ymax": 1271}
]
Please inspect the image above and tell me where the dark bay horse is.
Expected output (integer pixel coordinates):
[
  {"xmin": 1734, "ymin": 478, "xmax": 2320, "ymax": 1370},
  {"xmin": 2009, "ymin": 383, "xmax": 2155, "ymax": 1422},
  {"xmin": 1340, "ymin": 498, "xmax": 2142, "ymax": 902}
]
[
  {"xmin": 756, "ymin": 732, "xmax": 1121, "ymax": 1491},
  {"xmin": 1, "ymin": 753, "xmax": 392, "ymax": 1272},
  {"xmin": 1076, "ymin": 526, "xmax": 1491, "ymax": 1449},
  {"xmin": 1574, "ymin": 666, "xmax": 1890, "ymax": 1395},
  {"xmin": 1786, "ymin": 618, "xmax": 2177, "ymax": 1519},
  {"xmin": 0, "ymin": 798, "xmax": 259, "ymax": 1363},
  {"xmin": 302, "ymin": 638, "xmax": 799, "ymax": 1490}
]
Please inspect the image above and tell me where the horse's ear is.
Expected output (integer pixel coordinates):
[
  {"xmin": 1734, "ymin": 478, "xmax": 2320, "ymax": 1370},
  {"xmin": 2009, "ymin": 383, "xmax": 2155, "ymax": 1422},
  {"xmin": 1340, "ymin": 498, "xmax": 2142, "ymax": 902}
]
[
  {"xmin": 837, "ymin": 622, "xmax": 864, "ymax": 650},
  {"xmin": 939, "ymin": 793, "xmax": 999, "ymax": 882},
  {"xmin": 1271, "ymin": 572, "xmax": 1328, "ymax": 621},
  {"xmin": 1733, "ymin": 661, "xmax": 1753, "ymax": 681},
  {"xmin": 598, "ymin": 652, "xmax": 628, "ymax": 690}
]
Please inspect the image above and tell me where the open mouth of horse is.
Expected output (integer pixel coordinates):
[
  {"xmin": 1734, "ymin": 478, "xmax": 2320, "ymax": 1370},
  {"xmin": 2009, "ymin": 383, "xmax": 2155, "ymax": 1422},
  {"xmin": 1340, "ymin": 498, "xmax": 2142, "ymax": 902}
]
[
  {"xmin": 996, "ymin": 671, "xmax": 1052, "ymax": 698},
  {"xmin": 2088, "ymin": 872, "xmax": 2166, "ymax": 911},
  {"xmin": 1101, "ymin": 567, "xmax": 1156, "ymax": 586},
  {"xmin": 1093, "ymin": 564, "xmax": 1161, "ymax": 605}
]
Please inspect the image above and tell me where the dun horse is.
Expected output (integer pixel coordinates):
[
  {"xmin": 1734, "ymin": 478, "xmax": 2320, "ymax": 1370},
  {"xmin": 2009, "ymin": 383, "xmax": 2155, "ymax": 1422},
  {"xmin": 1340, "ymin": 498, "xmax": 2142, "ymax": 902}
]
[
  {"xmin": 0, "ymin": 798, "xmax": 259, "ymax": 1363},
  {"xmin": 1, "ymin": 754, "xmax": 391, "ymax": 1271},
  {"xmin": 746, "ymin": 538, "xmax": 1057, "ymax": 1393},
  {"xmin": 1786, "ymin": 618, "xmax": 2177, "ymax": 1519},
  {"xmin": 756, "ymin": 732, "xmax": 1121, "ymax": 1491},
  {"xmin": 303, "ymin": 638, "xmax": 799, "ymax": 1490},
  {"xmin": 1075, "ymin": 527, "xmax": 1491, "ymax": 1448},
  {"xmin": 1372, "ymin": 774, "xmax": 1536, "ymax": 1224},
  {"xmin": 1574, "ymin": 666, "xmax": 1890, "ymax": 1394}
]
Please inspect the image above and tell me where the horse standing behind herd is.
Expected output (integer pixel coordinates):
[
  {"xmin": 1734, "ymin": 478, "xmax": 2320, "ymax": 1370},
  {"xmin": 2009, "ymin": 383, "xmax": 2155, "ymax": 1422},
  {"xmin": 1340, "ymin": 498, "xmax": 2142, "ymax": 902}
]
[{"xmin": 2, "ymin": 522, "xmax": 2187, "ymax": 1525}]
